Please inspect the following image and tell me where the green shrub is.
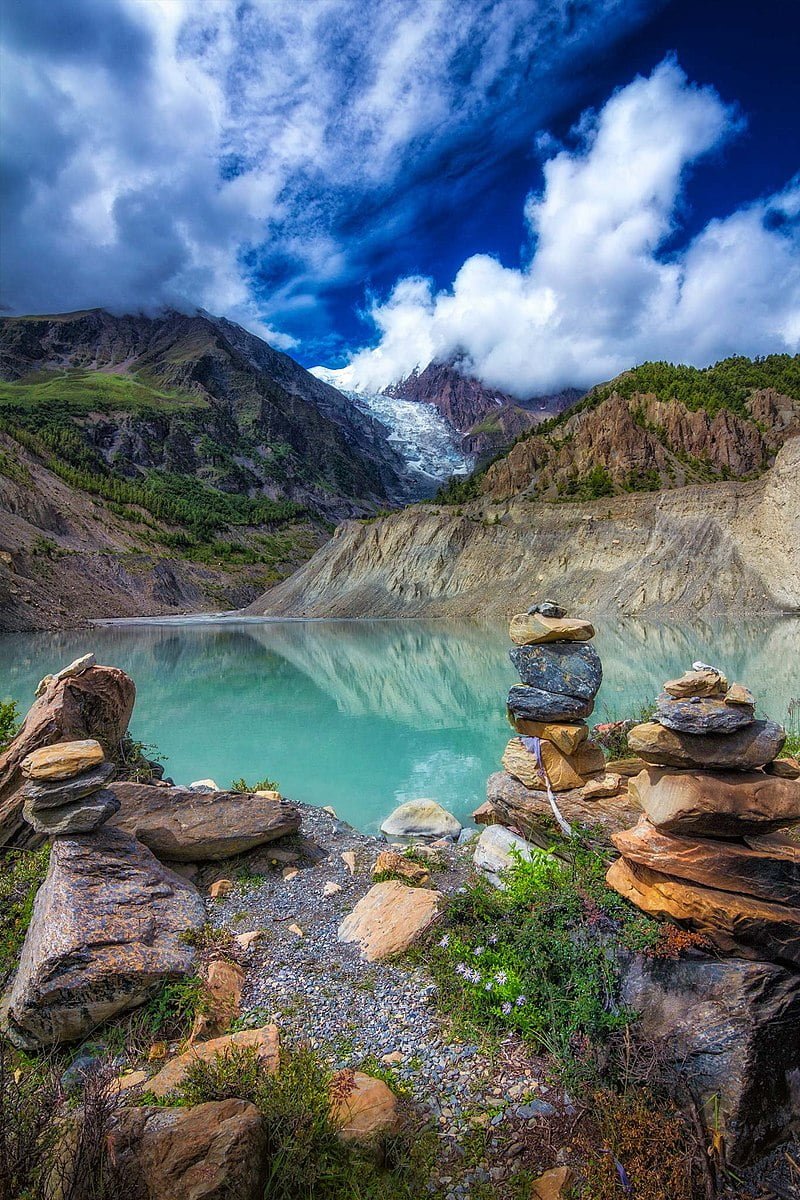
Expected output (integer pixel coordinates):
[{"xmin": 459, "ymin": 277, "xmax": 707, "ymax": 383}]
[
  {"xmin": 424, "ymin": 845, "xmax": 660, "ymax": 1081},
  {"xmin": 0, "ymin": 846, "xmax": 50, "ymax": 987},
  {"xmin": 137, "ymin": 975, "xmax": 206, "ymax": 1042},
  {"xmin": 230, "ymin": 775, "xmax": 279, "ymax": 793},
  {"xmin": 172, "ymin": 1042, "xmax": 436, "ymax": 1199},
  {"xmin": 0, "ymin": 699, "xmax": 19, "ymax": 752}
]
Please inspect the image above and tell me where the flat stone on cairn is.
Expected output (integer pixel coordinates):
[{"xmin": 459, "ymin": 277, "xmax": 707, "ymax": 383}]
[
  {"xmin": 20, "ymin": 739, "xmax": 119, "ymax": 837},
  {"xmin": 608, "ymin": 662, "xmax": 800, "ymax": 968}
]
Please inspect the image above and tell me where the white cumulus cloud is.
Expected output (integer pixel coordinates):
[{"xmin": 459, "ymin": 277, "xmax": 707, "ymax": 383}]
[{"xmin": 319, "ymin": 59, "xmax": 800, "ymax": 395}]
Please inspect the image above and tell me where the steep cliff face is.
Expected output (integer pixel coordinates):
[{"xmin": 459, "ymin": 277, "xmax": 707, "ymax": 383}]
[
  {"xmin": 248, "ymin": 436, "xmax": 800, "ymax": 620},
  {"xmin": 481, "ymin": 389, "xmax": 800, "ymax": 501}
]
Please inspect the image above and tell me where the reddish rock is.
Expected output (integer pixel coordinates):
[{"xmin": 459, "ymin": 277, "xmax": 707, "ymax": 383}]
[
  {"xmin": 628, "ymin": 719, "xmax": 785, "ymax": 771},
  {"xmin": 110, "ymin": 782, "xmax": 301, "ymax": 861},
  {"xmin": 606, "ymin": 857, "xmax": 800, "ymax": 969},
  {"xmin": 482, "ymin": 771, "xmax": 640, "ymax": 846},
  {"xmin": 613, "ymin": 817, "xmax": 800, "ymax": 905},
  {"xmin": 146, "ymin": 1026, "xmax": 280, "ymax": 1099},
  {"xmin": 330, "ymin": 1071, "xmax": 400, "ymax": 1141},
  {"xmin": 0, "ymin": 665, "xmax": 135, "ymax": 848}
]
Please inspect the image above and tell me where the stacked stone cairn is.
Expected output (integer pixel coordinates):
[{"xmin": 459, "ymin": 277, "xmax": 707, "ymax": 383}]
[
  {"xmin": 607, "ymin": 662, "xmax": 800, "ymax": 969},
  {"xmin": 501, "ymin": 601, "xmax": 612, "ymax": 820},
  {"xmin": 20, "ymin": 738, "xmax": 119, "ymax": 836}
]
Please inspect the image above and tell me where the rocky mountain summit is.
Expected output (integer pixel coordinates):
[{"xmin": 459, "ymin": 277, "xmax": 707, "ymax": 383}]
[{"xmin": 384, "ymin": 357, "xmax": 580, "ymax": 457}]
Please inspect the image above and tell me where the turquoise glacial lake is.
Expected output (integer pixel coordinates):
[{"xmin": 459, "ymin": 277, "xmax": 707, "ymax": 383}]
[{"xmin": 0, "ymin": 617, "xmax": 798, "ymax": 833}]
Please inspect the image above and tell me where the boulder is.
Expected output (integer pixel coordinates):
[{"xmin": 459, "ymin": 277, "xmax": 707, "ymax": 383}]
[
  {"xmin": 110, "ymin": 1100, "xmax": 266, "ymax": 1200},
  {"xmin": 509, "ymin": 613, "xmax": 594, "ymax": 646},
  {"xmin": 606, "ymin": 857, "xmax": 800, "ymax": 969},
  {"xmin": 330, "ymin": 1071, "xmax": 400, "ymax": 1141},
  {"xmin": 473, "ymin": 824, "xmax": 538, "ymax": 888},
  {"xmin": 506, "ymin": 718, "xmax": 588, "ymax": 754},
  {"xmin": 655, "ymin": 694, "xmax": 754, "ymax": 735},
  {"xmin": 662, "ymin": 668, "xmax": 727, "ymax": 698},
  {"xmin": 146, "ymin": 1025, "xmax": 280, "ymax": 1099},
  {"xmin": 606, "ymin": 755, "xmax": 648, "ymax": 777},
  {"xmin": 6, "ymin": 826, "xmax": 206, "ymax": 1046},
  {"xmin": 483, "ymin": 771, "xmax": 641, "ymax": 847},
  {"xmin": 109, "ymin": 782, "xmax": 301, "ymax": 861},
  {"xmin": 379, "ymin": 799, "xmax": 461, "ymax": 841},
  {"xmin": 22, "ymin": 788, "xmax": 120, "ymax": 836},
  {"xmin": 628, "ymin": 719, "xmax": 785, "ymax": 770},
  {"xmin": 371, "ymin": 850, "xmax": 429, "ymax": 886},
  {"xmin": 726, "ymin": 683, "xmax": 755, "ymax": 708},
  {"xmin": 526, "ymin": 600, "xmax": 566, "ymax": 618},
  {"xmin": 22, "ymin": 761, "xmax": 116, "ymax": 808},
  {"xmin": 509, "ymin": 642, "xmax": 602, "ymax": 701},
  {"xmin": 338, "ymin": 881, "xmax": 442, "ymax": 961},
  {"xmin": 21, "ymin": 739, "xmax": 106, "ymax": 781},
  {"xmin": 507, "ymin": 685, "xmax": 594, "ymax": 723},
  {"xmin": 620, "ymin": 953, "xmax": 800, "ymax": 1163},
  {"xmin": 629, "ymin": 767, "xmax": 800, "ymax": 836},
  {"xmin": 613, "ymin": 817, "xmax": 800, "ymax": 905},
  {"xmin": 0, "ymin": 664, "xmax": 135, "ymax": 848}
]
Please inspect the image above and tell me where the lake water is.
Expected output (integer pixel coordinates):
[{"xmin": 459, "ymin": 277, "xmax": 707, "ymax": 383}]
[{"xmin": 0, "ymin": 617, "xmax": 798, "ymax": 833}]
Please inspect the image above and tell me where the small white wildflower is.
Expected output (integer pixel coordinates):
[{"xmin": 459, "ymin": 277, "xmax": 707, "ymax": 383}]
[
  {"xmin": 484, "ymin": 981, "xmax": 493, "ymax": 991},
  {"xmin": 516, "ymin": 995, "xmax": 527, "ymax": 1007},
  {"xmin": 488, "ymin": 935, "xmax": 498, "ymax": 945},
  {"xmin": 501, "ymin": 1001, "xmax": 512, "ymax": 1016},
  {"xmin": 494, "ymin": 970, "xmax": 508, "ymax": 985},
  {"xmin": 473, "ymin": 945, "xmax": 484, "ymax": 956},
  {"xmin": 438, "ymin": 934, "xmax": 450, "ymax": 949}
]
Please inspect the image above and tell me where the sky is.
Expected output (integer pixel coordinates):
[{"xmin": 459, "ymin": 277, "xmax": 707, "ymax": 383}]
[{"xmin": 1, "ymin": 0, "xmax": 799, "ymax": 396}]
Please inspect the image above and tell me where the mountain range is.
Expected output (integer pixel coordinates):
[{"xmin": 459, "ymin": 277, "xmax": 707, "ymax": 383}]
[{"xmin": 1, "ymin": 308, "xmax": 798, "ymax": 630}]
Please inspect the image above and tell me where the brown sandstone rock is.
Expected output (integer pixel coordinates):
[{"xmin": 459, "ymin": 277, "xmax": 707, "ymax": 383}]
[
  {"xmin": 506, "ymin": 717, "xmax": 588, "ymax": 755},
  {"xmin": 0, "ymin": 664, "xmax": 135, "ymax": 848},
  {"xmin": 330, "ymin": 1071, "xmax": 401, "ymax": 1141},
  {"xmin": 21, "ymin": 739, "xmax": 106, "ymax": 780},
  {"xmin": 726, "ymin": 683, "xmax": 755, "ymax": 708},
  {"xmin": 580, "ymin": 772, "xmax": 624, "ymax": 800},
  {"xmin": 606, "ymin": 857, "xmax": 800, "ymax": 969},
  {"xmin": 110, "ymin": 1100, "xmax": 266, "ymax": 1200},
  {"xmin": 209, "ymin": 879, "xmax": 233, "ymax": 899},
  {"xmin": 663, "ymin": 668, "xmax": 727, "ymax": 698},
  {"xmin": 606, "ymin": 755, "xmax": 648, "ymax": 777},
  {"xmin": 190, "ymin": 958, "xmax": 245, "ymax": 1043},
  {"xmin": 629, "ymin": 767, "xmax": 800, "ymax": 836},
  {"xmin": 613, "ymin": 817, "xmax": 800, "ymax": 904},
  {"xmin": 110, "ymin": 782, "xmax": 301, "ymax": 860},
  {"xmin": 6, "ymin": 826, "xmax": 206, "ymax": 1046},
  {"xmin": 337, "ymin": 881, "xmax": 442, "ymax": 961},
  {"xmin": 531, "ymin": 1166, "xmax": 575, "ymax": 1200},
  {"xmin": 146, "ymin": 1025, "xmax": 280, "ymax": 1099},
  {"xmin": 501, "ymin": 738, "xmax": 584, "ymax": 792},
  {"xmin": 508, "ymin": 613, "xmax": 594, "ymax": 645},
  {"xmin": 371, "ymin": 850, "xmax": 429, "ymax": 885},
  {"xmin": 628, "ymin": 719, "xmax": 785, "ymax": 770}
]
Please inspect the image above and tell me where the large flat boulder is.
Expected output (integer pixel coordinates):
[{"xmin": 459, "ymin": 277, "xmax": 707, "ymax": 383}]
[
  {"xmin": 654, "ymin": 693, "xmax": 754, "ymax": 735},
  {"xmin": 482, "ymin": 771, "xmax": 638, "ymax": 848},
  {"xmin": 613, "ymin": 817, "xmax": 800, "ymax": 905},
  {"xmin": 110, "ymin": 1100, "xmax": 266, "ymax": 1200},
  {"xmin": 620, "ymin": 954, "xmax": 800, "ymax": 1163},
  {"xmin": 338, "ymin": 881, "xmax": 442, "ymax": 961},
  {"xmin": 109, "ymin": 782, "xmax": 301, "ymax": 861},
  {"xmin": 0, "ymin": 665, "xmax": 135, "ymax": 848},
  {"xmin": 629, "ymin": 767, "xmax": 800, "ymax": 836},
  {"xmin": 6, "ymin": 826, "xmax": 206, "ymax": 1045},
  {"xmin": 628, "ymin": 720, "xmax": 785, "ymax": 770},
  {"xmin": 606, "ymin": 856, "xmax": 800, "ymax": 969}
]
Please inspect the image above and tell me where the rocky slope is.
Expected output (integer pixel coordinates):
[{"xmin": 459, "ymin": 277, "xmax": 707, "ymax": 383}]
[
  {"xmin": 481, "ymin": 359, "xmax": 800, "ymax": 501},
  {"xmin": 248, "ymin": 434, "xmax": 800, "ymax": 620},
  {"xmin": 0, "ymin": 309, "xmax": 409, "ymax": 514}
]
